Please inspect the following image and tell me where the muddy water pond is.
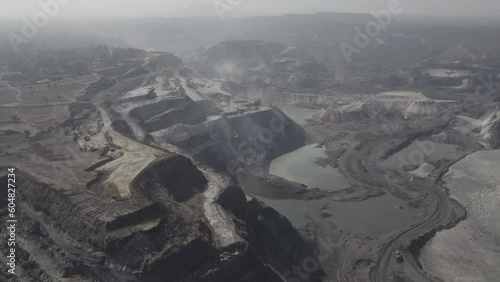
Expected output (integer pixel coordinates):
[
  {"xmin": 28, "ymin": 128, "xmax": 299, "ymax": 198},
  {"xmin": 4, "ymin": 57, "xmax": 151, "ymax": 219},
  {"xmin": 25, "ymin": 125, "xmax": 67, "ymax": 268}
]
[
  {"xmin": 262, "ymin": 141, "xmax": 413, "ymax": 279},
  {"xmin": 269, "ymin": 144, "xmax": 350, "ymax": 191},
  {"xmin": 257, "ymin": 194, "xmax": 411, "ymax": 236},
  {"xmin": 267, "ymin": 143, "xmax": 411, "ymax": 235}
]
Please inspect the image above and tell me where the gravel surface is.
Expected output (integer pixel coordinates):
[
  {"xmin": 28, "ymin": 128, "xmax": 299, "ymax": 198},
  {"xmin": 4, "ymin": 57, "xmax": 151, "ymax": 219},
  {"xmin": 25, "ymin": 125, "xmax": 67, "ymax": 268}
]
[{"xmin": 419, "ymin": 150, "xmax": 500, "ymax": 282}]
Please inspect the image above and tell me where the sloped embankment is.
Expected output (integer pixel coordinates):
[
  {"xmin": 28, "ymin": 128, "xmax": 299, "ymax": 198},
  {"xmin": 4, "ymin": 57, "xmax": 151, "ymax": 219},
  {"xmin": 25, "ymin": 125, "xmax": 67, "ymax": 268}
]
[
  {"xmin": 151, "ymin": 107, "xmax": 307, "ymax": 171},
  {"xmin": 313, "ymin": 99, "xmax": 460, "ymax": 123},
  {"xmin": 2, "ymin": 151, "xmax": 320, "ymax": 281},
  {"xmin": 129, "ymin": 97, "xmax": 207, "ymax": 133}
]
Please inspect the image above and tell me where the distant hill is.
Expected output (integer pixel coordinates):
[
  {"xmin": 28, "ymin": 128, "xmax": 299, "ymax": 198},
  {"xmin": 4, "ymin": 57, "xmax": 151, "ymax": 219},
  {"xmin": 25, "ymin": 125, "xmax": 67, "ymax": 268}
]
[{"xmin": 163, "ymin": 2, "xmax": 220, "ymax": 18}]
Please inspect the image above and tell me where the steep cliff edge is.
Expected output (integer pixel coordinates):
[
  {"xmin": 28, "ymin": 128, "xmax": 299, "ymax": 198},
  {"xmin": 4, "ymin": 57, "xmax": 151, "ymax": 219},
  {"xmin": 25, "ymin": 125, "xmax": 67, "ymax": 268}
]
[
  {"xmin": 152, "ymin": 107, "xmax": 307, "ymax": 172},
  {"xmin": 1, "ymin": 153, "xmax": 320, "ymax": 282},
  {"xmin": 0, "ymin": 49, "xmax": 319, "ymax": 282}
]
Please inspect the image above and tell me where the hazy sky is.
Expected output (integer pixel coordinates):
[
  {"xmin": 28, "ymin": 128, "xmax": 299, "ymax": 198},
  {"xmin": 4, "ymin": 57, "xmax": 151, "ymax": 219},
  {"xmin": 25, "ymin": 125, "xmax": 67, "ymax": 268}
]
[{"xmin": 1, "ymin": 0, "xmax": 499, "ymax": 18}]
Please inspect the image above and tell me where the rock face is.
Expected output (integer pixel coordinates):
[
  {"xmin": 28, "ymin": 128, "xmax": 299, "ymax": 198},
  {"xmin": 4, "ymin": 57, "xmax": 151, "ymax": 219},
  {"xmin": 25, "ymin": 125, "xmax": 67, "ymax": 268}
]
[
  {"xmin": 313, "ymin": 98, "xmax": 460, "ymax": 124},
  {"xmin": 129, "ymin": 97, "xmax": 207, "ymax": 133},
  {"xmin": 152, "ymin": 108, "xmax": 307, "ymax": 172},
  {"xmin": 151, "ymin": 116, "xmax": 244, "ymax": 171},
  {"xmin": 0, "ymin": 48, "xmax": 320, "ymax": 282},
  {"xmin": 454, "ymin": 108, "xmax": 500, "ymax": 149},
  {"xmin": 491, "ymin": 119, "xmax": 500, "ymax": 149},
  {"xmin": 217, "ymin": 184, "xmax": 322, "ymax": 280},
  {"xmin": 0, "ymin": 155, "xmax": 319, "ymax": 282},
  {"xmin": 227, "ymin": 108, "xmax": 306, "ymax": 158},
  {"xmin": 1, "ymin": 168, "xmax": 212, "ymax": 282},
  {"xmin": 131, "ymin": 156, "xmax": 208, "ymax": 202}
]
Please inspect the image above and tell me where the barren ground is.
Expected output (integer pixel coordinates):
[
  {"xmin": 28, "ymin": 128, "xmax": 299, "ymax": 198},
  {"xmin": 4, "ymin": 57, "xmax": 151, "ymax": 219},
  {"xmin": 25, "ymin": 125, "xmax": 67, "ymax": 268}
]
[{"xmin": 419, "ymin": 150, "xmax": 500, "ymax": 282}]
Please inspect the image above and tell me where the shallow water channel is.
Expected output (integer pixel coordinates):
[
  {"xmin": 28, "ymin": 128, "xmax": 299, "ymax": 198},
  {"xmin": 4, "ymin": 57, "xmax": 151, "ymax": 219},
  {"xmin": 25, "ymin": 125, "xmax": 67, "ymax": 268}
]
[{"xmin": 265, "ymin": 144, "xmax": 412, "ymax": 236}]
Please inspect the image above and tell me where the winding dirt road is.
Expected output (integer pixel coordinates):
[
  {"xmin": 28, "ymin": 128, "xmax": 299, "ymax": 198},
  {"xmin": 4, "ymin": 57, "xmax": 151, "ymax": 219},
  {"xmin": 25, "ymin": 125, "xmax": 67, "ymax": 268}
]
[{"xmin": 339, "ymin": 123, "xmax": 466, "ymax": 281}]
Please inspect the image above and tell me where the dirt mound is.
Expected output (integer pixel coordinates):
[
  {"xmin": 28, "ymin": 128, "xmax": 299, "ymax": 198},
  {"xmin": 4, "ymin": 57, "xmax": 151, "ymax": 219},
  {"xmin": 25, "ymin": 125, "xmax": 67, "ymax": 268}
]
[
  {"xmin": 132, "ymin": 155, "xmax": 207, "ymax": 202},
  {"xmin": 313, "ymin": 97, "xmax": 459, "ymax": 124},
  {"xmin": 455, "ymin": 109, "xmax": 500, "ymax": 149}
]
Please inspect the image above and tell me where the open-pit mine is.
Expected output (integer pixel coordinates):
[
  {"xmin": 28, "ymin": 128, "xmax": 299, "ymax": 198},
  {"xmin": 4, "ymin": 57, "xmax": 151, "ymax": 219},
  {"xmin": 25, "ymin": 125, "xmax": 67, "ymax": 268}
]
[{"xmin": 1, "ymin": 10, "xmax": 500, "ymax": 282}]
